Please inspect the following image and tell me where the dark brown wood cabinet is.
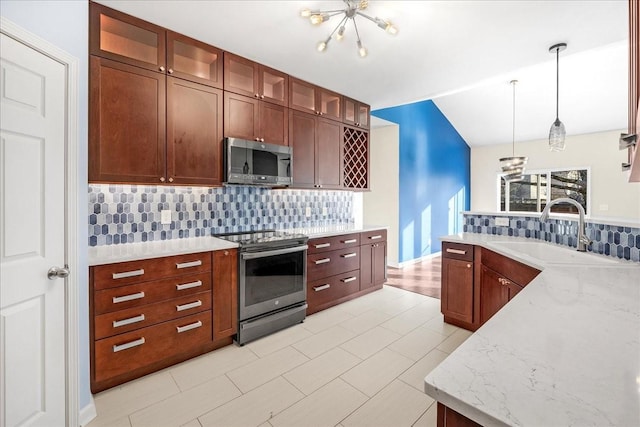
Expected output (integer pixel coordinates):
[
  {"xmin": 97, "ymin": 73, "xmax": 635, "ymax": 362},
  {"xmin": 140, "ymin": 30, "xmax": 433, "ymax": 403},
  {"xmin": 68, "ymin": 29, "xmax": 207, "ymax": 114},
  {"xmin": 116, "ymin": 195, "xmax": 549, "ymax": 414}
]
[
  {"xmin": 343, "ymin": 97, "xmax": 370, "ymax": 129},
  {"xmin": 167, "ymin": 31, "xmax": 223, "ymax": 88},
  {"xmin": 360, "ymin": 230, "xmax": 387, "ymax": 290},
  {"xmin": 289, "ymin": 77, "xmax": 342, "ymax": 121},
  {"xmin": 224, "ymin": 92, "xmax": 288, "ymax": 146},
  {"xmin": 213, "ymin": 248, "xmax": 238, "ymax": 339},
  {"xmin": 437, "ymin": 403, "xmax": 482, "ymax": 427},
  {"xmin": 441, "ymin": 242, "xmax": 476, "ymax": 328},
  {"xmin": 289, "ymin": 110, "xmax": 342, "ymax": 189},
  {"xmin": 479, "ymin": 264, "xmax": 523, "ymax": 324},
  {"xmin": 224, "ymin": 52, "xmax": 288, "ymax": 106}
]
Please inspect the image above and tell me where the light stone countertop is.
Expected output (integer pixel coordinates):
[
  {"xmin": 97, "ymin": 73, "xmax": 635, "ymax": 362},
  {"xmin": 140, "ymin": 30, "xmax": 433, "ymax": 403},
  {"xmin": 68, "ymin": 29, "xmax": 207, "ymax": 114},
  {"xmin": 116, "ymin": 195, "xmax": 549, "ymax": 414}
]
[
  {"xmin": 87, "ymin": 225, "xmax": 388, "ymax": 266},
  {"xmin": 424, "ymin": 233, "xmax": 640, "ymax": 426}
]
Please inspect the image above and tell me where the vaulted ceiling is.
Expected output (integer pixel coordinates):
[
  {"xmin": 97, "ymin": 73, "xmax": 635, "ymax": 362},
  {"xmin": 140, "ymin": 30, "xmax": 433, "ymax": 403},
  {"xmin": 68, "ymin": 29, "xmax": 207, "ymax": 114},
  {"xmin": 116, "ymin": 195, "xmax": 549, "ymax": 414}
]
[{"xmin": 96, "ymin": 0, "xmax": 628, "ymax": 146}]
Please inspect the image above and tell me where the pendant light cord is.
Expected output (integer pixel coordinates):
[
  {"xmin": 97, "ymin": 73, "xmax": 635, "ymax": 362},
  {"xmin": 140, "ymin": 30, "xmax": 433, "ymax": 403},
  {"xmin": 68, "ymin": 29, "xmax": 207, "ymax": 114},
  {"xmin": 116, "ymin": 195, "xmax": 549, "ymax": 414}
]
[
  {"xmin": 555, "ymin": 47, "xmax": 560, "ymax": 121},
  {"xmin": 511, "ymin": 80, "xmax": 516, "ymax": 157}
]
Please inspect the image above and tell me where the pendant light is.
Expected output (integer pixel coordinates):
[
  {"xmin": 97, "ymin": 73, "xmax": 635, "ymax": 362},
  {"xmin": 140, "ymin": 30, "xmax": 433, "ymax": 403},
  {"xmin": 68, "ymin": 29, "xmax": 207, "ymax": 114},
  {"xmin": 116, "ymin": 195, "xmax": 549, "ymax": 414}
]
[
  {"xmin": 500, "ymin": 80, "xmax": 528, "ymax": 182},
  {"xmin": 548, "ymin": 42, "xmax": 567, "ymax": 151}
]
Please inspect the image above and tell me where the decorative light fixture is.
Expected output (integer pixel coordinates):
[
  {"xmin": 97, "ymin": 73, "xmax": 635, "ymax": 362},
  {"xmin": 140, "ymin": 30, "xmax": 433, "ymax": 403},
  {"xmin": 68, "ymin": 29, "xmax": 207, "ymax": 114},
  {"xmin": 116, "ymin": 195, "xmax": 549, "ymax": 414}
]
[
  {"xmin": 548, "ymin": 42, "xmax": 567, "ymax": 151},
  {"xmin": 300, "ymin": 0, "xmax": 397, "ymax": 58},
  {"xmin": 500, "ymin": 80, "xmax": 528, "ymax": 182}
]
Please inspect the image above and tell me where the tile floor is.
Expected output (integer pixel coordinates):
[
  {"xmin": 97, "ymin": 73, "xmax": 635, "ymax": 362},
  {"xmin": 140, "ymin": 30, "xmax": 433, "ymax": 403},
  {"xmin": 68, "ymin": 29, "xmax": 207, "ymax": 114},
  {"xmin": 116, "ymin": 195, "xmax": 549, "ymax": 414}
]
[{"xmin": 87, "ymin": 285, "xmax": 473, "ymax": 427}]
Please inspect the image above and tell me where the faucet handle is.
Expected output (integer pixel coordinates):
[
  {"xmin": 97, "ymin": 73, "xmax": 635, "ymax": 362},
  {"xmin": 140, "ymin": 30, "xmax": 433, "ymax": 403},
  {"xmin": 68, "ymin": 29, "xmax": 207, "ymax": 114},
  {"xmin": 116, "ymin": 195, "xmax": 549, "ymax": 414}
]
[{"xmin": 579, "ymin": 235, "xmax": 593, "ymax": 246}]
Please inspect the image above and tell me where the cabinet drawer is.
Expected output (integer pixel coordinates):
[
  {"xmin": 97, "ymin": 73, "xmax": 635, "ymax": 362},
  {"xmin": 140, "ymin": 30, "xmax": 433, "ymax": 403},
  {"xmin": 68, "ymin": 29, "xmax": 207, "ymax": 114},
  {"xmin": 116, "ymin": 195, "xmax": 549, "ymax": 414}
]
[
  {"xmin": 94, "ymin": 311, "xmax": 212, "ymax": 383},
  {"xmin": 92, "ymin": 252, "xmax": 212, "ymax": 290},
  {"xmin": 307, "ymin": 270, "xmax": 360, "ymax": 308},
  {"xmin": 442, "ymin": 242, "xmax": 474, "ymax": 262},
  {"xmin": 481, "ymin": 248, "xmax": 540, "ymax": 286},
  {"xmin": 308, "ymin": 233, "xmax": 360, "ymax": 254},
  {"xmin": 307, "ymin": 247, "xmax": 360, "ymax": 281},
  {"xmin": 361, "ymin": 229, "xmax": 387, "ymax": 243},
  {"xmin": 94, "ymin": 271, "xmax": 212, "ymax": 315},
  {"xmin": 95, "ymin": 291, "xmax": 212, "ymax": 339}
]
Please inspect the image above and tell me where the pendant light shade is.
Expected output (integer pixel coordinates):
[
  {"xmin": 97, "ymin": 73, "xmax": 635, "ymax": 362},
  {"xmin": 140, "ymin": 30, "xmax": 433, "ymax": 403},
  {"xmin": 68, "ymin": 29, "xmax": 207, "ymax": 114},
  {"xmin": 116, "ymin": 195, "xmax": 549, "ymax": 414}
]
[
  {"xmin": 500, "ymin": 80, "xmax": 528, "ymax": 182},
  {"xmin": 549, "ymin": 43, "xmax": 567, "ymax": 151}
]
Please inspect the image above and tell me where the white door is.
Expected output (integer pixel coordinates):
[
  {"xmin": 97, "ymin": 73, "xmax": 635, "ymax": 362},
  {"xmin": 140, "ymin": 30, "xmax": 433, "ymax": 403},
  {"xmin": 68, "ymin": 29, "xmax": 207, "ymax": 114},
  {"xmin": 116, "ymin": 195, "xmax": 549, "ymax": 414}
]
[{"xmin": 0, "ymin": 32, "xmax": 67, "ymax": 427}]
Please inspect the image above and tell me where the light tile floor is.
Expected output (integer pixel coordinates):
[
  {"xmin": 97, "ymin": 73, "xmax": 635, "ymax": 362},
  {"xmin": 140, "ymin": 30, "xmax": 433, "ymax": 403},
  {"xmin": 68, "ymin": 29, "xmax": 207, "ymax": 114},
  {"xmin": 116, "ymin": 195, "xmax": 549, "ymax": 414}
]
[{"xmin": 87, "ymin": 286, "xmax": 473, "ymax": 427}]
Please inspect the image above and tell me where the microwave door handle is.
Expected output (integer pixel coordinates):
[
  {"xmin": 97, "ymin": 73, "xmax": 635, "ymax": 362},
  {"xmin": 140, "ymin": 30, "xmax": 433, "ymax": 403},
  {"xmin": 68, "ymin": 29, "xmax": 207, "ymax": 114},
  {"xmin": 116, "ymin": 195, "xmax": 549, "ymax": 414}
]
[{"xmin": 241, "ymin": 245, "xmax": 309, "ymax": 260}]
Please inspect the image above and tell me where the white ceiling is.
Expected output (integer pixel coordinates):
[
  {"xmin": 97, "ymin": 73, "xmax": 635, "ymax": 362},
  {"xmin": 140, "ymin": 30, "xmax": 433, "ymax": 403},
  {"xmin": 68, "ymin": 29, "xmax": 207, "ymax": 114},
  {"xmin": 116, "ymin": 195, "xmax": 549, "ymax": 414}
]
[{"xmin": 96, "ymin": 0, "xmax": 629, "ymax": 146}]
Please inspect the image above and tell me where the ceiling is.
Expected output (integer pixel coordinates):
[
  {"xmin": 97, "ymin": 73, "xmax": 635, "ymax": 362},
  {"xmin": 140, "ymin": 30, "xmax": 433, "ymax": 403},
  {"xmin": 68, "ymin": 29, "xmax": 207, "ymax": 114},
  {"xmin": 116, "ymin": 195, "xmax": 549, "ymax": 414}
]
[{"xmin": 96, "ymin": 0, "xmax": 629, "ymax": 147}]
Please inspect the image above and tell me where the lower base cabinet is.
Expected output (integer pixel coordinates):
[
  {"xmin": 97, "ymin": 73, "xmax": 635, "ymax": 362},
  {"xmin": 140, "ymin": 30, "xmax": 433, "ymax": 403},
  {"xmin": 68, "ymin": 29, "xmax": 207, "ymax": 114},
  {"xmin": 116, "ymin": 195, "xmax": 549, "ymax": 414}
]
[
  {"xmin": 437, "ymin": 403, "xmax": 482, "ymax": 427},
  {"xmin": 90, "ymin": 249, "xmax": 238, "ymax": 393}
]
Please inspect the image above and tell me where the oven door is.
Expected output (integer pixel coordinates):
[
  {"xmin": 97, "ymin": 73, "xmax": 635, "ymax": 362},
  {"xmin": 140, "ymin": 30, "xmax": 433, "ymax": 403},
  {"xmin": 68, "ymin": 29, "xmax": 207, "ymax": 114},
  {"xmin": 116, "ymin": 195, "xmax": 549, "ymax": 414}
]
[{"xmin": 239, "ymin": 245, "xmax": 307, "ymax": 321}]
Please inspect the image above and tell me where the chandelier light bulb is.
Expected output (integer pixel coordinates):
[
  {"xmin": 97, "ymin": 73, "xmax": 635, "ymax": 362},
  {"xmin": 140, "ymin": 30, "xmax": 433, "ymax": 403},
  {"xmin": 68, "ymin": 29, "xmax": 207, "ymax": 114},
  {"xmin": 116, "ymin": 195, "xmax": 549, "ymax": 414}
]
[
  {"xmin": 386, "ymin": 23, "xmax": 398, "ymax": 35},
  {"xmin": 310, "ymin": 14, "xmax": 325, "ymax": 25},
  {"xmin": 336, "ymin": 25, "xmax": 346, "ymax": 41},
  {"xmin": 549, "ymin": 119, "xmax": 566, "ymax": 152},
  {"xmin": 357, "ymin": 40, "xmax": 368, "ymax": 57},
  {"xmin": 317, "ymin": 38, "xmax": 329, "ymax": 52},
  {"xmin": 300, "ymin": 8, "xmax": 312, "ymax": 18}
]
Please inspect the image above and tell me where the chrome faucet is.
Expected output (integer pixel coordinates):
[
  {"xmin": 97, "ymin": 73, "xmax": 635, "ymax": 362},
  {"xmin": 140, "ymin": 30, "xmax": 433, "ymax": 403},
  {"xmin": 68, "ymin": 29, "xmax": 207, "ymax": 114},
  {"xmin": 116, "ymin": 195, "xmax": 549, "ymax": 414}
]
[{"xmin": 540, "ymin": 197, "xmax": 592, "ymax": 252}]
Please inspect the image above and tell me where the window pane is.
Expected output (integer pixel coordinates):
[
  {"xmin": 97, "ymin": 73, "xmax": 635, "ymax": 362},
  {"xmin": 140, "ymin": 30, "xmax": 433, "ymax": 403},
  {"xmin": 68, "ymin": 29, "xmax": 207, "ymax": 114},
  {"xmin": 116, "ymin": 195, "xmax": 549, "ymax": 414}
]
[
  {"xmin": 546, "ymin": 169, "xmax": 588, "ymax": 214},
  {"xmin": 508, "ymin": 174, "xmax": 545, "ymax": 212},
  {"xmin": 500, "ymin": 177, "xmax": 506, "ymax": 211}
]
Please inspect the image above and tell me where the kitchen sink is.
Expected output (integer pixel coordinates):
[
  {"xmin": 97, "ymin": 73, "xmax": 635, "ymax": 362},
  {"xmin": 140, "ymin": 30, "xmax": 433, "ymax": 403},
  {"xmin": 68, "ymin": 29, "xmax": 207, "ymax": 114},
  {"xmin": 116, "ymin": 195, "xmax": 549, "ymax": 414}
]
[{"xmin": 492, "ymin": 240, "xmax": 621, "ymax": 265}]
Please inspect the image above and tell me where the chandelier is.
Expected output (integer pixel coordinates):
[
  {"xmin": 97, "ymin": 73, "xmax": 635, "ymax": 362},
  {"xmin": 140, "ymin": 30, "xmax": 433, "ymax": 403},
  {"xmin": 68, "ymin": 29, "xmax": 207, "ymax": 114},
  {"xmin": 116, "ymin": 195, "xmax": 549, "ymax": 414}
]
[
  {"xmin": 499, "ymin": 80, "xmax": 528, "ymax": 182},
  {"xmin": 300, "ymin": 0, "xmax": 398, "ymax": 58}
]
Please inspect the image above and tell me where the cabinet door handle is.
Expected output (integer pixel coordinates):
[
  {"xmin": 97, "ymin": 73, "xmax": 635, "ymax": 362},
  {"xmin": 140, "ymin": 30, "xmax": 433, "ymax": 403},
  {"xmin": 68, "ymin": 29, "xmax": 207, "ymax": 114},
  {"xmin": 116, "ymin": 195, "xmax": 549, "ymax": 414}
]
[
  {"xmin": 313, "ymin": 284, "xmax": 331, "ymax": 292},
  {"xmin": 176, "ymin": 260, "xmax": 202, "ymax": 269},
  {"xmin": 112, "ymin": 291, "xmax": 145, "ymax": 304},
  {"xmin": 168, "ymin": 68, "xmax": 174, "ymax": 74},
  {"xmin": 159, "ymin": 66, "xmax": 165, "ymax": 72},
  {"xmin": 341, "ymin": 253, "xmax": 357, "ymax": 258},
  {"xmin": 467, "ymin": 264, "xmax": 471, "ymax": 268},
  {"xmin": 341, "ymin": 277, "xmax": 357, "ymax": 283},
  {"xmin": 113, "ymin": 337, "xmax": 145, "ymax": 353},
  {"xmin": 176, "ymin": 320, "xmax": 203, "ymax": 333},
  {"xmin": 176, "ymin": 280, "xmax": 203, "ymax": 291},
  {"xmin": 342, "ymin": 239, "xmax": 357, "ymax": 244},
  {"xmin": 112, "ymin": 314, "xmax": 145, "ymax": 328},
  {"xmin": 314, "ymin": 243, "xmax": 331, "ymax": 249},
  {"xmin": 176, "ymin": 300, "xmax": 203, "ymax": 312},
  {"xmin": 446, "ymin": 248, "xmax": 466, "ymax": 255},
  {"xmin": 112, "ymin": 269, "xmax": 144, "ymax": 279},
  {"xmin": 369, "ymin": 235, "xmax": 382, "ymax": 240},
  {"xmin": 314, "ymin": 258, "xmax": 331, "ymax": 265}
]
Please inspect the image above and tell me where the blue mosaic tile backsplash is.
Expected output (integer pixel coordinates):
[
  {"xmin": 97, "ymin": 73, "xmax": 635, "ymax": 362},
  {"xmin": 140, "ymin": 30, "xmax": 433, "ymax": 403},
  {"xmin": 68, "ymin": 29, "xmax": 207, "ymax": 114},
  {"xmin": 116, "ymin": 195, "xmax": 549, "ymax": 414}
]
[
  {"xmin": 88, "ymin": 184, "xmax": 354, "ymax": 247},
  {"xmin": 463, "ymin": 214, "xmax": 640, "ymax": 262}
]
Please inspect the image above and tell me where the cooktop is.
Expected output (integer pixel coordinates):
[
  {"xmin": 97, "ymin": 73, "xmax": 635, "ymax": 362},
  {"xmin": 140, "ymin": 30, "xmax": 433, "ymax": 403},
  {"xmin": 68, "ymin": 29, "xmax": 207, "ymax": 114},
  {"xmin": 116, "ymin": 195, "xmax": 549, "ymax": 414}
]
[{"xmin": 215, "ymin": 230, "xmax": 308, "ymax": 247}]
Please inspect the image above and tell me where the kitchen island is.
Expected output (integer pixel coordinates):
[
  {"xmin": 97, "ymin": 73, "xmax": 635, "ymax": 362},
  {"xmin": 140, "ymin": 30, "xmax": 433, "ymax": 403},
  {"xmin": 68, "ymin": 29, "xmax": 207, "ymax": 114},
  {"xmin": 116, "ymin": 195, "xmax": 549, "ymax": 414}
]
[{"xmin": 424, "ymin": 233, "xmax": 640, "ymax": 426}]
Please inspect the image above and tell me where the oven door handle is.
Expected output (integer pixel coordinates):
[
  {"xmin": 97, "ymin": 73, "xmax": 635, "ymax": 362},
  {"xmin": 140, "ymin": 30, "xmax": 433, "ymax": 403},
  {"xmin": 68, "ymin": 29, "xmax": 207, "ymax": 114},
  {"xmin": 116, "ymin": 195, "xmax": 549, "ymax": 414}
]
[{"xmin": 241, "ymin": 244, "xmax": 309, "ymax": 260}]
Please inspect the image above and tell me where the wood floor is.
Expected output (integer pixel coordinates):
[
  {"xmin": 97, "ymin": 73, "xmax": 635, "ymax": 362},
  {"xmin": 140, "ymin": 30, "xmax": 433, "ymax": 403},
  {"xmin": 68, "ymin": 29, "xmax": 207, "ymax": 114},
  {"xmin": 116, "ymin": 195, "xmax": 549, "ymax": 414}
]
[{"xmin": 385, "ymin": 256, "xmax": 442, "ymax": 299}]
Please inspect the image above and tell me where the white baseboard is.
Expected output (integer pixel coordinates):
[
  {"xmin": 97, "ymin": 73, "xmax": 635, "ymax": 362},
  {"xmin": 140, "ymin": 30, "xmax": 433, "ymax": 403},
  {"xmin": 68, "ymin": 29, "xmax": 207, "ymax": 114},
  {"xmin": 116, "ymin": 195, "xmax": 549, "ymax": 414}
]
[
  {"xmin": 79, "ymin": 396, "xmax": 97, "ymax": 427},
  {"xmin": 392, "ymin": 251, "xmax": 442, "ymax": 269}
]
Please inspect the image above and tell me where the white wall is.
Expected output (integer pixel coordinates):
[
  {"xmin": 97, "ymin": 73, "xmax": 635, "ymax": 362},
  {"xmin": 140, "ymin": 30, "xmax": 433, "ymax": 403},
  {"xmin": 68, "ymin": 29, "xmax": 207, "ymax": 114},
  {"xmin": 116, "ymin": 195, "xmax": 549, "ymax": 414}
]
[
  {"xmin": 471, "ymin": 129, "xmax": 640, "ymax": 220},
  {"xmin": 363, "ymin": 125, "xmax": 400, "ymax": 266}
]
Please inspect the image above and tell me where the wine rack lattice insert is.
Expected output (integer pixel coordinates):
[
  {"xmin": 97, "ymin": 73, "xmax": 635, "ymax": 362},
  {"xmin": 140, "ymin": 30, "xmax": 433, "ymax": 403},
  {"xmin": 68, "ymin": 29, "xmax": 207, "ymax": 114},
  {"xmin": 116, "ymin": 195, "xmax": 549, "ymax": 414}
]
[{"xmin": 343, "ymin": 127, "xmax": 368, "ymax": 189}]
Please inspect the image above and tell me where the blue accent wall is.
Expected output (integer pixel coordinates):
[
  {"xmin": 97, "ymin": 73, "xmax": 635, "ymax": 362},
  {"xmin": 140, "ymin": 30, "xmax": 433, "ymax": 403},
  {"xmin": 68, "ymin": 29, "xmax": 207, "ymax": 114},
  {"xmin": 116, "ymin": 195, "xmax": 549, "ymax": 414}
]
[{"xmin": 372, "ymin": 100, "xmax": 470, "ymax": 263}]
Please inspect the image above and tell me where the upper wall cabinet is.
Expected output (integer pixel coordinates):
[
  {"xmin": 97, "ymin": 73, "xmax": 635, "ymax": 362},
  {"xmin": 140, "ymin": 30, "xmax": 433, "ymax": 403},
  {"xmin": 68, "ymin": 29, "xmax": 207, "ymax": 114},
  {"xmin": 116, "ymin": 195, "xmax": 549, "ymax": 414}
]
[
  {"xmin": 90, "ymin": 2, "xmax": 223, "ymax": 88},
  {"xmin": 289, "ymin": 78, "xmax": 342, "ymax": 122},
  {"xmin": 343, "ymin": 97, "xmax": 370, "ymax": 129},
  {"xmin": 224, "ymin": 52, "xmax": 288, "ymax": 107}
]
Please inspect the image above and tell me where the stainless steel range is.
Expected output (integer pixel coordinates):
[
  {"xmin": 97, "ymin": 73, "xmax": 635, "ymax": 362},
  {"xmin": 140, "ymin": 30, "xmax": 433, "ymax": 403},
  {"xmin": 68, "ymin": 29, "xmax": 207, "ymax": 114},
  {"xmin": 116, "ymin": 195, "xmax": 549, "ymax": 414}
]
[{"xmin": 216, "ymin": 230, "xmax": 308, "ymax": 345}]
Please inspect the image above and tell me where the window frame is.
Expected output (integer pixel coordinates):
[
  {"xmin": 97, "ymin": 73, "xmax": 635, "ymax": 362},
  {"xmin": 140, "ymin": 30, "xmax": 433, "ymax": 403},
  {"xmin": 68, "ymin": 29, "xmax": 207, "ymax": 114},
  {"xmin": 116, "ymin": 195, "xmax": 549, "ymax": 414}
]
[{"xmin": 497, "ymin": 166, "xmax": 591, "ymax": 216}]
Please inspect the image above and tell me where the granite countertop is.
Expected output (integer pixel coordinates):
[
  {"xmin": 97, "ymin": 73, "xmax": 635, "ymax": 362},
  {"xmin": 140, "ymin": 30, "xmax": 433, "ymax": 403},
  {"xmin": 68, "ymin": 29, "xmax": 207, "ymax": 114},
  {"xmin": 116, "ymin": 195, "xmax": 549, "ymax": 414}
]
[
  {"xmin": 88, "ymin": 225, "xmax": 388, "ymax": 266},
  {"xmin": 424, "ymin": 233, "xmax": 640, "ymax": 426}
]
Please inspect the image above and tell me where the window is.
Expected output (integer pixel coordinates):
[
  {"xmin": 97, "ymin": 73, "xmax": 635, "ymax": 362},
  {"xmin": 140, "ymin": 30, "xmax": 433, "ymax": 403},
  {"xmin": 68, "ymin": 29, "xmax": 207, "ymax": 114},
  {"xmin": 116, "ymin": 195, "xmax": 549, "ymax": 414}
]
[{"xmin": 499, "ymin": 168, "xmax": 589, "ymax": 215}]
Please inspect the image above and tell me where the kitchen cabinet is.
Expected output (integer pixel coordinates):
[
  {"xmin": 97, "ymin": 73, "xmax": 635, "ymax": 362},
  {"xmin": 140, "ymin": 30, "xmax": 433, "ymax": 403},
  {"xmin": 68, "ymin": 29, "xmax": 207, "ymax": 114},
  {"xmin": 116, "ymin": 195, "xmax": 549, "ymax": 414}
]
[
  {"xmin": 289, "ymin": 110, "xmax": 342, "ymax": 189},
  {"xmin": 360, "ymin": 230, "xmax": 387, "ymax": 290},
  {"xmin": 90, "ymin": 56, "xmax": 224, "ymax": 185},
  {"xmin": 289, "ymin": 77, "xmax": 342, "ymax": 121},
  {"xmin": 441, "ymin": 242, "xmax": 476, "ymax": 328},
  {"xmin": 626, "ymin": 0, "xmax": 640, "ymax": 182},
  {"xmin": 89, "ymin": 250, "xmax": 237, "ymax": 392},
  {"xmin": 479, "ymin": 264, "xmax": 523, "ymax": 324},
  {"xmin": 212, "ymin": 248, "xmax": 238, "ymax": 339},
  {"xmin": 343, "ymin": 125, "xmax": 370, "ymax": 190},
  {"xmin": 343, "ymin": 97, "xmax": 370, "ymax": 129},
  {"xmin": 224, "ymin": 52, "xmax": 288, "ymax": 106},
  {"xmin": 224, "ymin": 92, "xmax": 288, "ymax": 146},
  {"xmin": 90, "ymin": 2, "xmax": 223, "ymax": 88},
  {"xmin": 436, "ymin": 403, "xmax": 482, "ymax": 427}
]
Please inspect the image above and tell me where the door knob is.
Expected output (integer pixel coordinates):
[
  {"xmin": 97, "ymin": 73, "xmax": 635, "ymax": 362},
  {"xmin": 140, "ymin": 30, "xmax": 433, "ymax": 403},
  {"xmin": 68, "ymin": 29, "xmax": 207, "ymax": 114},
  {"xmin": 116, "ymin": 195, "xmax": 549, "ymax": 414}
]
[{"xmin": 48, "ymin": 266, "xmax": 70, "ymax": 280}]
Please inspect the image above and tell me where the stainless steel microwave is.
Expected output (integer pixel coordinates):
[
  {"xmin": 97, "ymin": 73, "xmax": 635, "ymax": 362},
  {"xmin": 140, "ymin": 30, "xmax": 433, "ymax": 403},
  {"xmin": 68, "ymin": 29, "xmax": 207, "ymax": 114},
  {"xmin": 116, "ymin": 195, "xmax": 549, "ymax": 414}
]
[{"xmin": 224, "ymin": 138, "xmax": 293, "ymax": 186}]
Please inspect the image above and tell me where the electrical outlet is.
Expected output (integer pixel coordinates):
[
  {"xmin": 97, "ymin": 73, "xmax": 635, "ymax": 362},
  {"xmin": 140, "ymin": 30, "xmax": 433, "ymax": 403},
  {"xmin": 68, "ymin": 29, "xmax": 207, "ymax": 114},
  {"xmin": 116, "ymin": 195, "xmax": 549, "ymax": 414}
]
[
  {"xmin": 322, "ymin": 207, "xmax": 328, "ymax": 216},
  {"xmin": 305, "ymin": 206, "xmax": 312, "ymax": 217},
  {"xmin": 161, "ymin": 209, "xmax": 172, "ymax": 224},
  {"xmin": 495, "ymin": 217, "xmax": 509, "ymax": 226}
]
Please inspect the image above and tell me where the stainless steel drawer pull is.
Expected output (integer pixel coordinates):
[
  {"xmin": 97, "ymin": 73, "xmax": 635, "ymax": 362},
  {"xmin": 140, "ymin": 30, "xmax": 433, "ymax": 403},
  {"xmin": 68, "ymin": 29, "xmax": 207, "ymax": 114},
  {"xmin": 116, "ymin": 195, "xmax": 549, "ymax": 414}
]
[
  {"xmin": 313, "ymin": 284, "xmax": 331, "ymax": 292},
  {"xmin": 342, "ymin": 239, "xmax": 357, "ymax": 244},
  {"xmin": 341, "ymin": 277, "xmax": 357, "ymax": 283},
  {"xmin": 314, "ymin": 258, "xmax": 331, "ymax": 265},
  {"xmin": 176, "ymin": 260, "xmax": 203, "ymax": 269},
  {"xmin": 369, "ymin": 235, "xmax": 382, "ymax": 240},
  {"xmin": 446, "ymin": 248, "xmax": 466, "ymax": 255},
  {"xmin": 112, "ymin": 269, "xmax": 144, "ymax": 279},
  {"xmin": 176, "ymin": 280, "xmax": 203, "ymax": 291},
  {"xmin": 112, "ymin": 314, "xmax": 145, "ymax": 328},
  {"xmin": 113, "ymin": 337, "xmax": 145, "ymax": 353},
  {"xmin": 341, "ymin": 253, "xmax": 357, "ymax": 258},
  {"xmin": 176, "ymin": 320, "xmax": 203, "ymax": 333},
  {"xmin": 314, "ymin": 243, "xmax": 331, "ymax": 249},
  {"xmin": 112, "ymin": 291, "xmax": 145, "ymax": 304},
  {"xmin": 176, "ymin": 300, "xmax": 202, "ymax": 312}
]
